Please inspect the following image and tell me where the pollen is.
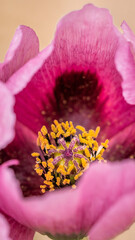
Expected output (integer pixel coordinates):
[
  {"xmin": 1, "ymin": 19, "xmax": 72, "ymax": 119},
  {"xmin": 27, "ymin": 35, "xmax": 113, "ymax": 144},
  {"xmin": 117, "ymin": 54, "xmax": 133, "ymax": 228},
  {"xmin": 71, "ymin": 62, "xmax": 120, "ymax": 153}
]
[{"xmin": 31, "ymin": 120, "xmax": 109, "ymax": 193}]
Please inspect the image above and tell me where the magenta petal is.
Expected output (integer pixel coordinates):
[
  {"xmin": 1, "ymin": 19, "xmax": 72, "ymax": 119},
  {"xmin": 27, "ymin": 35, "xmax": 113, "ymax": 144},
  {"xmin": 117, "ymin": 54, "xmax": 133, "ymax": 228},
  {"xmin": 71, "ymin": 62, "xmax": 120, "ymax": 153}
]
[
  {"xmin": 11, "ymin": 4, "xmax": 129, "ymax": 137},
  {"xmin": 0, "ymin": 213, "xmax": 11, "ymax": 240},
  {"xmin": 1, "ymin": 160, "xmax": 135, "ymax": 238},
  {"xmin": 53, "ymin": 4, "xmax": 119, "ymax": 73},
  {"xmin": 115, "ymin": 21, "xmax": 135, "ymax": 105},
  {"xmin": 6, "ymin": 44, "xmax": 53, "ymax": 95},
  {"xmin": 89, "ymin": 192, "xmax": 135, "ymax": 240},
  {"xmin": 6, "ymin": 215, "xmax": 35, "ymax": 240},
  {"xmin": 79, "ymin": 160, "xmax": 135, "ymax": 239},
  {"xmin": 0, "ymin": 82, "xmax": 15, "ymax": 149},
  {"xmin": 121, "ymin": 21, "xmax": 135, "ymax": 50},
  {"xmin": 0, "ymin": 25, "xmax": 39, "ymax": 85}
]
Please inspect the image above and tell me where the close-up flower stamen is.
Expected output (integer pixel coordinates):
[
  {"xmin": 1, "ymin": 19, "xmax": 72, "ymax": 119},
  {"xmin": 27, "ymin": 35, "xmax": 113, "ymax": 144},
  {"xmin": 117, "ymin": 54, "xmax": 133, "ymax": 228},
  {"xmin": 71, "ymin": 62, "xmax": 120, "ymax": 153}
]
[{"xmin": 31, "ymin": 120, "xmax": 109, "ymax": 193}]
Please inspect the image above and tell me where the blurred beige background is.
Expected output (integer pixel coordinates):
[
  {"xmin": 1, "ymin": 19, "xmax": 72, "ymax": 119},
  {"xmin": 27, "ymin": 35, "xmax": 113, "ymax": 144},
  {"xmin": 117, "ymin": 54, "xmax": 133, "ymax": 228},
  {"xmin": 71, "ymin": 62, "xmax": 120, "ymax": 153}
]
[{"xmin": 0, "ymin": 0, "xmax": 135, "ymax": 239}]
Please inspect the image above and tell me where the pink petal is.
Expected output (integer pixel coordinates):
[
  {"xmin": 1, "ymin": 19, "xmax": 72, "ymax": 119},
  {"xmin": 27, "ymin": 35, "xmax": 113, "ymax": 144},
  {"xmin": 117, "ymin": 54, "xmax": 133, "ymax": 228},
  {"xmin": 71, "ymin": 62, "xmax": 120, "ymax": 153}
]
[
  {"xmin": 0, "ymin": 160, "xmax": 135, "ymax": 239},
  {"xmin": 89, "ymin": 192, "xmax": 135, "ymax": 240},
  {"xmin": 115, "ymin": 21, "xmax": 135, "ymax": 105},
  {"xmin": 0, "ymin": 25, "xmax": 39, "ymax": 86},
  {"xmin": 10, "ymin": 4, "xmax": 135, "ymax": 141},
  {"xmin": 79, "ymin": 160, "xmax": 135, "ymax": 239},
  {"xmin": 7, "ymin": 44, "xmax": 53, "ymax": 95},
  {"xmin": 0, "ymin": 213, "xmax": 11, "ymax": 240},
  {"xmin": 0, "ymin": 82, "xmax": 15, "ymax": 149},
  {"xmin": 6, "ymin": 214, "xmax": 35, "ymax": 240},
  {"xmin": 122, "ymin": 21, "xmax": 135, "ymax": 49}
]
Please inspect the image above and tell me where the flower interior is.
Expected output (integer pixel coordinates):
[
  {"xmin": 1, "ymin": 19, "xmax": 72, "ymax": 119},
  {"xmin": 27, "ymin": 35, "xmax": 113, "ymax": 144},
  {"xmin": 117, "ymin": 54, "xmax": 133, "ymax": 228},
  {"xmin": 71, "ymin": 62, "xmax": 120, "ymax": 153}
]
[{"xmin": 31, "ymin": 120, "xmax": 109, "ymax": 193}]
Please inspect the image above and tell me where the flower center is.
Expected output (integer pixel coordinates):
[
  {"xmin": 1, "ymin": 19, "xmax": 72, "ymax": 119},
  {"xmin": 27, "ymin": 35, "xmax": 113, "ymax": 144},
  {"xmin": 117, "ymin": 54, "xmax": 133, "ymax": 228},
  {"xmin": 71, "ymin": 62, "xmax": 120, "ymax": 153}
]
[{"xmin": 31, "ymin": 120, "xmax": 109, "ymax": 193}]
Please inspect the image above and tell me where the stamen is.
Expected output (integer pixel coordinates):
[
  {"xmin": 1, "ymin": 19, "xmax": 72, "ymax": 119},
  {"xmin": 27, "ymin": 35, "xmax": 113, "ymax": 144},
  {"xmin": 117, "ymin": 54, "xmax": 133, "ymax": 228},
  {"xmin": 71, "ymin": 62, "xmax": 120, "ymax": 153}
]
[{"xmin": 31, "ymin": 120, "xmax": 109, "ymax": 193}]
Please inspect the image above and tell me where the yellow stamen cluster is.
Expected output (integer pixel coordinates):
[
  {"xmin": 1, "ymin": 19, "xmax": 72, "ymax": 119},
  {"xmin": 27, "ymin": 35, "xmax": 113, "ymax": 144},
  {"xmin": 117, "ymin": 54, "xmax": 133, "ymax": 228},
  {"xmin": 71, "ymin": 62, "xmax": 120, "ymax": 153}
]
[{"xmin": 31, "ymin": 120, "xmax": 109, "ymax": 193}]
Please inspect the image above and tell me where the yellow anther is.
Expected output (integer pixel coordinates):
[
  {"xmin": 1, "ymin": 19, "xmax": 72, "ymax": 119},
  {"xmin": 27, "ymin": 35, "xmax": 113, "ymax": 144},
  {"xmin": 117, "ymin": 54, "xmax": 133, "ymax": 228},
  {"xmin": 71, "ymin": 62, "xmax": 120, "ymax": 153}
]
[
  {"xmin": 51, "ymin": 132, "xmax": 56, "ymax": 139},
  {"xmin": 42, "ymin": 161, "xmax": 47, "ymax": 168},
  {"xmin": 41, "ymin": 142, "xmax": 46, "ymax": 150},
  {"xmin": 31, "ymin": 152, "xmax": 40, "ymax": 157},
  {"xmin": 91, "ymin": 157, "xmax": 95, "ymax": 161},
  {"xmin": 56, "ymin": 177, "xmax": 61, "ymax": 186},
  {"xmin": 48, "ymin": 158, "xmax": 53, "ymax": 163},
  {"xmin": 100, "ymin": 149, "xmax": 105, "ymax": 155},
  {"xmin": 94, "ymin": 126, "xmax": 100, "ymax": 138},
  {"xmin": 101, "ymin": 139, "xmax": 109, "ymax": 148},
  {"xmin": 96, "ymin": 154, "xmax": 103, "ymax": 160},
  {"xmin": 46, "ymin": 143, "xmax": 50, "ymax": 150},
  {"xmin": 41, "ymin": 188, "xmax": 46, "ymax": 193},
  {"xmin": 36, "ymin": 157, "xmax": 41, "ymax": 163},
  {"xmin": 48, "ymin": 162, "xmax": 54, "ymax": 170},
  {"xmin": 79, "ymin": 134, "xmax": 88, "ymax": 144},
  {"xmin": 69, "ymin": 121, "xmax": 73, "ymax": 127},
  {"xmin": 36, "ymin": 168, "xmax": 43, "ymax": 176},
  {"xmin": 71, "ymin": 129, "xmax": 76, "ymax": 135},
  {"xmin": 82, "ymin": 131, "xmax": 88, "ymax": 138},
  {"xmin": 57, "ymin": 131, "xmax": 63, "ymax": 138},
  {"xmin": 35, "ymin": 163, "xmax": 39, "ymax": 168},
  {"xmin": 89, "ymin": 129, "xmax": 95, "ymax": 137},
  {"xmin": 64, "ymin": 131, "xmax": 71, "ymax": 138},
  {"xmin": 66, "ymin": 121, "xmax": 69, "ymax": 128},
  {"xmin": 84, "ymin": 147, "xmax": 90, "ymax": 158},
  {"xmin": 45, "ymin": 171, "xmax": 54, "ymax": 181},
  {"xmin": 88, "ymin": 141, "xmax": 92, "ymax": 148},
  {"xmin": 49, "ymin": 145, "xmax": 56, "ymax": 149},
  {"xmin": 92, "ymin": 140, "xmax": 98, "ymax": 151},
  {"xmin": 76, "ymin": 125, "xmax": 86, "ymax": 132},
  {"xmin": 93, "ymin": 147, "xmax": 98, "ymax": 151},
  {"xmin": 38, "ymin": 131, "xmax": 42, "ymax": 138},
  {"xmin": 57, "ymin": 166, "xmax": 67, "ymax": 175},
  {"xmin": 63, "ymin": 179, "xmax": 70, "ymax": 185},
  {"xmin": 67, "ymin": 164, "xmax": 74, "ymax": 174},
  {"xmin": 54, "ymin": 120, "xmax": 59, "ymax": 126},
  {"xmin": 81, "ymin": 158, "xmax": 88, "ymax": 169},
  {"xmin": 40, "ymin": 185, "xmax": 46, "ymax": 189},
  {"xmin": 72, "ymin": 184, "xmax": 76, "ymax": 189},
  {"xmin": 50, "ymin": 183, "xmax": 54, "ymax": 189},
  {"xmin": 51, "ymin": 124, "xmax": 57, "ymax": 133},
  {"xmin": 74, "ymin": 172, "xmax": 83, "ymax": 180},
  {"xmin": 41, "ymin": 126, "xmax": 48, "ymax": 135},
  {"xmin": 61, "ymin": 122, "xmax": 67, "ymax": 129},
  {"xmin": 44, "ymin": 180, "xmax": 53, "ymax": 186}
]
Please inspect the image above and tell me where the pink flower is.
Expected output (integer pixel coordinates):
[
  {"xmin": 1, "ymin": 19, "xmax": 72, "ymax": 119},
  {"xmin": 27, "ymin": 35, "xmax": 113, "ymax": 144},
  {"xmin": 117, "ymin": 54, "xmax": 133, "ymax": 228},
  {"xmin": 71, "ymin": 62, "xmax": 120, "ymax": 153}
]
[{"xmin": 1, "ymin": 4, "xmax": 135, "ymax": 240}]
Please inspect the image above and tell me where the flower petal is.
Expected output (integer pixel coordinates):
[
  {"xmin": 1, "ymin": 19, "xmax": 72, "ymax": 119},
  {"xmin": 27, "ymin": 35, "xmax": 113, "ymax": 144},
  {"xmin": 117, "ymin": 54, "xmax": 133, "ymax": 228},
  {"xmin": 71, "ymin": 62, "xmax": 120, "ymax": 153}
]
[
  {"xmin": 10, "ymin": 4, "xmax": 135, "ymax": 141},
  {"xmin": 0, "ymin": 25, "xmax": 39, "ymax": 85},
  {"xmin": 89, "ymin": 192, "xmax": 135, "ymax": 240},
  {"xmin": 0, "ymin": 160, "xmax": 135, "ymax": 239},
  {"xmin": 115, "ymin": 21, "xmax": 135, "ymax": 105},
  {"xmin": 6, "ymin": 214, "xmax": 35, "ymax": 240},
  {"xmin": 0, "ymin": 213, "xmax": 11, "ymax": 240},
  {"xmin": 78, "ymin": 160, "xmax": 135, "ymax": 239},
  {"xmin": 0, "ymin": 82, "xmax": 15, "ymax": 149},
  {"xmin": 7, "ymin": 44, "xmax": 53, "ymax": 95}
]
